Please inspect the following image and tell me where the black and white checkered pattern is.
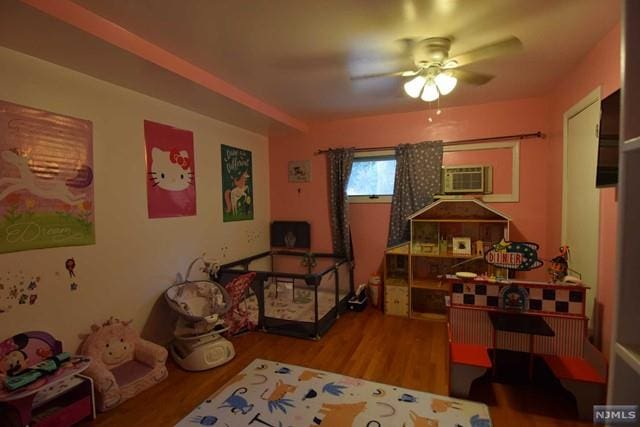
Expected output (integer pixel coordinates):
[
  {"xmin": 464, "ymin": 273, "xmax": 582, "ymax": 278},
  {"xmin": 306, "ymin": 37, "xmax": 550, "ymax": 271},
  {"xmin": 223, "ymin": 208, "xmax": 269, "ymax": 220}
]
[{"xmin": 451, "ymin": 282, "xmax": 585, "ymax": 315}]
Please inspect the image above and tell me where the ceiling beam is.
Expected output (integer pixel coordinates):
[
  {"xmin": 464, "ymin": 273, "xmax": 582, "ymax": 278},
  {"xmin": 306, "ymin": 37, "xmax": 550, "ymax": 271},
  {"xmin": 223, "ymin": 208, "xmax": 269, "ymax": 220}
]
[{"xmin": 20, "ymin": 0, "xmax": 308, "ymax": 132}]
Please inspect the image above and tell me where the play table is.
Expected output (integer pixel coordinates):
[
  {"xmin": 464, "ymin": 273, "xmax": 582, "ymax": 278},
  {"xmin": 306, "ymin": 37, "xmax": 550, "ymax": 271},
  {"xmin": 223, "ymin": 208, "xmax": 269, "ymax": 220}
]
[{"xmin": 488, "ymin": 310, "xmax": 555, "ymax": 378}]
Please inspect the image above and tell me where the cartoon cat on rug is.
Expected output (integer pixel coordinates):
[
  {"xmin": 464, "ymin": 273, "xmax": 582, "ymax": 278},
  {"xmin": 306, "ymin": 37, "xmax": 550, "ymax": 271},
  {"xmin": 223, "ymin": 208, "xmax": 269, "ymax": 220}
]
[
  {"xmin": 298, "ymin": 370, "xmax": 325, "ymax": 382},
  {"xmin": 261, "ymin": 379, "xmax": 296, "ymax": 413},
  {"xmin": 430, "ymin": 398, "xmax": 462, "ymax": 413},
  {"xmin": 409, "ymin": 410, "xmax": 439, "ymax": 427},
  {"xmin": 311, "ymin": 401, "xmax": 367, "ymax": 426}
]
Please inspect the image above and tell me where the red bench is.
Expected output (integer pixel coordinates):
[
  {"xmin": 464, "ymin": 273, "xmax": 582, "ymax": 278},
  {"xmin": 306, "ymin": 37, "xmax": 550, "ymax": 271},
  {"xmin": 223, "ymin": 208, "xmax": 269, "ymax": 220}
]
[
  {"xmin": 451, "ymin": 343, "xmax": 492, "ymax": 368},
  {"xmin": 448, "ymin": 324, "xmax": 492, "ymax": 397},
  {"xmin": 541, "ymin": 341, "xmax": 607, "ymax": 420}
]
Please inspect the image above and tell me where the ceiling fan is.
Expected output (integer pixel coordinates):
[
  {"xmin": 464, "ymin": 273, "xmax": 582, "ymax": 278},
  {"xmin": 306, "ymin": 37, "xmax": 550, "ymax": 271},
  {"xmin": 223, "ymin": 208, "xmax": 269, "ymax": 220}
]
[{"xmin": 352, "ymin": 36, "xmax": 523, "ymax": 102}]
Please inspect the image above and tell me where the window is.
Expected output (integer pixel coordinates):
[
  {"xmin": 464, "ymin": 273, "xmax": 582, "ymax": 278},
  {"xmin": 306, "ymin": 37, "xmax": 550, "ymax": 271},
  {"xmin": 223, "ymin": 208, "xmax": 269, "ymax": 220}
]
[{"xmin": 347, "ymin": 151, "xmax": 396, "ymax": 203}]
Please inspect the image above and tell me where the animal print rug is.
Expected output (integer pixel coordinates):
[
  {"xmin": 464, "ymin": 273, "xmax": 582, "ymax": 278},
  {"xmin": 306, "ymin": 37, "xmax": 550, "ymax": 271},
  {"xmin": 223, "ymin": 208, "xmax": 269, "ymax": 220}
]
[{"xmin": 177, "ymin": 358, "xmax": 491, "ymax": 427}]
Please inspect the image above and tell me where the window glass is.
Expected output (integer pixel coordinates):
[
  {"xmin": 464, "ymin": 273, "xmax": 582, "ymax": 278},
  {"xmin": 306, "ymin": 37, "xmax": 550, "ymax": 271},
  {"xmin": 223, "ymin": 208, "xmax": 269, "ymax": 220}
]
[{"xmin": 347, "ymin": 156, "xmax": 396, "ymax": 196}]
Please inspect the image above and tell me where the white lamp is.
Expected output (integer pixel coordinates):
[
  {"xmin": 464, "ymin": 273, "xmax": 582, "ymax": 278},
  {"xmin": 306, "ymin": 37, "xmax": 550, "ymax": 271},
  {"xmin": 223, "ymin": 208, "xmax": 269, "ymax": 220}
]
[
  {"xmin": 421, "ymin": 79, "xmax": 439, "ymax": 102},
  {"xmin": 403, "ymin": 75, "xmax": 427, "ymax": 98},
  {"xmin": 434, "ymin": 71, "xmax": 457, "ymax": 95}
]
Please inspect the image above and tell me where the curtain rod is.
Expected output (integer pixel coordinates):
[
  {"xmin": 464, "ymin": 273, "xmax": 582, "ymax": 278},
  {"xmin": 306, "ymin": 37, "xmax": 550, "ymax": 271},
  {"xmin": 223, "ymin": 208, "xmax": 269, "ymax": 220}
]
[{"xmin": 314, "ymin": 131, "xmax": 544, "ymax": 155}]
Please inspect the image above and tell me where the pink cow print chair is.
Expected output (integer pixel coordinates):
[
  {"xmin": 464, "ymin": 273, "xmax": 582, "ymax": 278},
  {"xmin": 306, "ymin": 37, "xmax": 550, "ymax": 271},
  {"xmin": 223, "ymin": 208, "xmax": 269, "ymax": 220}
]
[{"xmin": 79, "ymin": 317, "xmax": 168, "ymax": 412}]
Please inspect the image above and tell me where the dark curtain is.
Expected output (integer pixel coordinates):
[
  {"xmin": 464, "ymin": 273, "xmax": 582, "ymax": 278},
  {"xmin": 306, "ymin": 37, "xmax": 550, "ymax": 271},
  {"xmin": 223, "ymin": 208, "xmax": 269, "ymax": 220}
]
[
  {"xmin": 327, "ymin": 148, "xmax": 355, "ymax": 259},
  {"xmin": 387, "ymin": 141, "xmax": 443, "ymax": 247}
]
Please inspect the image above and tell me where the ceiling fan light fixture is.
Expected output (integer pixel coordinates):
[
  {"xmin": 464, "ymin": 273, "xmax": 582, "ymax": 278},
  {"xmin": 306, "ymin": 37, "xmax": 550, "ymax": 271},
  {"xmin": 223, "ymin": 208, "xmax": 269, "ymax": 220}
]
[
  {"xmin": 421, "ymin": 80, "xmax": 439, "ymax": 102},
  {"xmin": 403, "ymin": 75, "xmax": 427, "ymax": 98},
  {"xmin": 435, "ymin": 71, "xmax": 457, "ymax": 95}
]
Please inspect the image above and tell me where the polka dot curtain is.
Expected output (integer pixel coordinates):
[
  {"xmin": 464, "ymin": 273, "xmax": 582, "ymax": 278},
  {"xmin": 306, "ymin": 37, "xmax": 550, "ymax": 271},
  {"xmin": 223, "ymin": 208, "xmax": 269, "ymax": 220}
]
[
  {"xmin": 327, "ymin": 148, "xmax": 355, "ymax": 259},
  {"xmin": 387, "ymin": 141, "xmax": 443, "ymax": 247}
]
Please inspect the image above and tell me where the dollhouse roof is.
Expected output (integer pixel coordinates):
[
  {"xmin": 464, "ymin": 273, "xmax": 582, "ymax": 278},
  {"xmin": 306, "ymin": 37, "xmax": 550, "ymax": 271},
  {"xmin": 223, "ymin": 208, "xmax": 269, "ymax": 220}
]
[{"xmin": 407, "ymin": 199, "xmax": 511, "ymax": 221}]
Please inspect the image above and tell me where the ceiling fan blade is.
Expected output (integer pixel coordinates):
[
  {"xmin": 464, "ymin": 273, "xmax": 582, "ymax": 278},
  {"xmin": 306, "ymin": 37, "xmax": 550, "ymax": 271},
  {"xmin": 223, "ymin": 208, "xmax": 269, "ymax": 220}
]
[
  {"xmin": 447, "ymin": 36, "xmax": 523, "ymax": 68},
  {"xmin": 350, "ymin": 69, "xmax": 418, "ymax": 80},
  {"xmin": 451, "ymin": 69, "xmax": 495, "ymax": 85}
]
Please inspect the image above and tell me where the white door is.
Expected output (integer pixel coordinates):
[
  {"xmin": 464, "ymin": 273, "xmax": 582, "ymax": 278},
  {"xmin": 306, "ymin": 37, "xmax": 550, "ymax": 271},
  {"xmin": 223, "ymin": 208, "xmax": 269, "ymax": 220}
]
[{"xmin": 563, "ymin": 99, "xmax": 600, "ymax": 324}]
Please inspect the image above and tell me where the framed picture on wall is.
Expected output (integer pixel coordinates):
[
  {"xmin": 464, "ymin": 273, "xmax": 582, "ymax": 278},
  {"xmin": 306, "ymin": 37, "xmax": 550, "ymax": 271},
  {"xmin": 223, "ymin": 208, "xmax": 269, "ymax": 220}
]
[
  {"xmin": 288, "ymin": 160, "xmax": 311, "ymax": 182},
  {"xmin": 452, "ymin": 237, "xmax": 472, "ymax": 255}
]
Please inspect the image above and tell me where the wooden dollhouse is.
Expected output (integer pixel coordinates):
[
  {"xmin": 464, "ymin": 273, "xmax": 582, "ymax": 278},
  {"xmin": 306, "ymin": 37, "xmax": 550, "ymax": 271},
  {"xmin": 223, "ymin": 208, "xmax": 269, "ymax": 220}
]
[{"xmin": 384, "ymin": 199, "xmax": 511, "ymax": 320}]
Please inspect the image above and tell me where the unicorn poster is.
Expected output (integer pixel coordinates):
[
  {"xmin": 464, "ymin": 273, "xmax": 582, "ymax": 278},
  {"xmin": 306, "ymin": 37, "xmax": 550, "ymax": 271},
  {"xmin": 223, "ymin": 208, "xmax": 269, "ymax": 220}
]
[
  {"xmin": 144, "ymin": 120, "xmax": 196, "ymax": 219},
  {"xmin": 221, "ymin": 144, "xmax": 253, "ymax": 222},
  {"xmin": 0, "ymin": 101, "xmax": 95, "ymax": 254}
]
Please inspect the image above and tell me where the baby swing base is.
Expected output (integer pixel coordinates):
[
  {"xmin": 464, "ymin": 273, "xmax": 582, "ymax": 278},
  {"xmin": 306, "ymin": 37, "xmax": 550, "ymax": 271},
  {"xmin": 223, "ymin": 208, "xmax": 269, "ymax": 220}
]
[{"xmin": 170, "ymin": 335, "xmax": 235, "ymax": 372}]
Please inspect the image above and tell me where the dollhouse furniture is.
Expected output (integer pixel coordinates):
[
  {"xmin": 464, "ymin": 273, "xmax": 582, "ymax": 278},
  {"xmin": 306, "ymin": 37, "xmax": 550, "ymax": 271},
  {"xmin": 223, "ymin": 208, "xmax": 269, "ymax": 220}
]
[
  {"xmin": 446, "ymin": 276, "xmax": 606, "ymax": 419},
  {"xmin": 79, "ymin": 318, "xmax": 168, "ymax": 412},
  {"xmin": 407, "ymin": 199, "xmax": 510, "ymax": 320},
  {"xmin": 383, "ymin": 243, "xmax": 410, "ymax": 316},
  {"xmin": 0, "ymin": 331, "xmax": 93, "ymax": 426}
]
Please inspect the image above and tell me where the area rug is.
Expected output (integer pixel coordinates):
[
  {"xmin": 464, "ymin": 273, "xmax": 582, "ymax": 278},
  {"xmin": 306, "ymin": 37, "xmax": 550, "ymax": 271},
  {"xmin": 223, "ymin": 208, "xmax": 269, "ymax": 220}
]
[{"xmin": 177, "ymin": 358, "xmax": 491, "ymax": 427}]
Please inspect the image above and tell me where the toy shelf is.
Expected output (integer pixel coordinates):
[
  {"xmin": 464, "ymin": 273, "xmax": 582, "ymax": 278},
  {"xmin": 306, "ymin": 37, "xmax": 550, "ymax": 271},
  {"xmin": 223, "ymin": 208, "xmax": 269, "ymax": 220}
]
[
  {"xmin": 412, "ymin": 279, "xmax": 446, "ymax": 290},
  {"xmin": 406, "ymin": 199, "xmax": 511, "ymax": 321},
  {"xmin": 383, "ymin": 243, "xmax": 410, "ymax": 317},
  {"xmin": 411, "ymin": 253, "xmax": 479, "ymax": 259}
]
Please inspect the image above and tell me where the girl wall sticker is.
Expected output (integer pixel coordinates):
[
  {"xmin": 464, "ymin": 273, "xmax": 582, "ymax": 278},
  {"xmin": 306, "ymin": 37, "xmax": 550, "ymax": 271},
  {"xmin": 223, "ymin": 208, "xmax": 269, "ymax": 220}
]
[{"xmin": 144, "ymin": 120, "xmax": 196, "ymax": 218}]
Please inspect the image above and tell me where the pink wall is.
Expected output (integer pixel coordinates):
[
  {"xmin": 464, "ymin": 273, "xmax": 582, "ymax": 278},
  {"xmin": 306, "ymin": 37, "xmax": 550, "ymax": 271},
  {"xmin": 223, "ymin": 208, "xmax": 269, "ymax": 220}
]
[
  {"xmin": 269, "ymin": 24, "xmax": 620, "ymax": 359},
  {"xmin": 270, "ymin": 96, "xmax": 552, "ymax": 285},
  {"xmin": 546, "ymin": 24, "xmax": 620, "ymax": 358},
  {"xmin": 444, "ymin": 149, "xmax": 513, "ymax": 194}
]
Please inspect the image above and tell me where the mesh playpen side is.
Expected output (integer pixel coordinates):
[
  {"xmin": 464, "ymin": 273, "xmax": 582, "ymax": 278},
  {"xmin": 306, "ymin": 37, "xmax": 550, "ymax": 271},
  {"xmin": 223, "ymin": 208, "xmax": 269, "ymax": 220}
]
[{"xmin": 216, "ymin": 250, "xmax": 353, "ymax": 339}]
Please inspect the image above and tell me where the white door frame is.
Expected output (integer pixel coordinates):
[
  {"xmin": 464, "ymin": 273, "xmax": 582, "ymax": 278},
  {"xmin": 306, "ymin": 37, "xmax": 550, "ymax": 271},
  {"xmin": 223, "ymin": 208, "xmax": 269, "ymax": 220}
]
[{"xmin": 561, "ymin": 86, "xmax": 601, "ymax": 244}]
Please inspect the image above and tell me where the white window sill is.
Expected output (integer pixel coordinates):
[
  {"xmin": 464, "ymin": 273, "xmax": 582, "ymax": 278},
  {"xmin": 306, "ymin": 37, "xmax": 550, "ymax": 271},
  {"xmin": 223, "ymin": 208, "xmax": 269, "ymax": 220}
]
[{"xmin": 348, "ymin": 195, "xmax": 393, "ymax": 204}]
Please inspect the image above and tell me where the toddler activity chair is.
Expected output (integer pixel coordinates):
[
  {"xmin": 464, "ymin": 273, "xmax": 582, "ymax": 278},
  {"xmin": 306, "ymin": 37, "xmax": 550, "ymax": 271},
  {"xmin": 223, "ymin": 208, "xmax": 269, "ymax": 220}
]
[
  {"xmin": 79, "ymin": 317, "xmax": 168, "ymax": 412},
  {"xmin": 223, "ymin": 272, "xmax": 257, "ymax": 336}
]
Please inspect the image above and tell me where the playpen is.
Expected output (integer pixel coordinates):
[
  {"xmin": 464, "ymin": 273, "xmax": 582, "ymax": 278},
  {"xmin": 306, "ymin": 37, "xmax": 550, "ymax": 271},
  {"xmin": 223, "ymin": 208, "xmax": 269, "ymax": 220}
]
[{"xmin": 216, "ymin": 250, "xmax": 353, "ymax": 339}]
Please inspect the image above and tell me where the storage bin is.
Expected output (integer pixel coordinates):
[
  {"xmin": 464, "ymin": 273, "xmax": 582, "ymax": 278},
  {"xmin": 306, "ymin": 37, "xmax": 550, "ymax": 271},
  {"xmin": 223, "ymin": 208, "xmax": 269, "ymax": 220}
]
[{"xmin": 347, "ymin": 293, "xmax": 368, "ymax": 312}]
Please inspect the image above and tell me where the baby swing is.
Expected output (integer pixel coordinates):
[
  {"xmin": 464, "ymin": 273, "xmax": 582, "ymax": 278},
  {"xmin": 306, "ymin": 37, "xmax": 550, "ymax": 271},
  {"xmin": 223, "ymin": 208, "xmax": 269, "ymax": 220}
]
[{"xmin": 164, "ymin": 257, "xmax": 235, "ymax": 371}]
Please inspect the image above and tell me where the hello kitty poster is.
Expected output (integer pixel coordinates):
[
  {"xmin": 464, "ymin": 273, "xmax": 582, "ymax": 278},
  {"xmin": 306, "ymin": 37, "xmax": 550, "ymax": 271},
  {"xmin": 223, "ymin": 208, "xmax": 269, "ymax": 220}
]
[{"xmin": 144, "ymin": 120, "xmax": 196, "ymax": 218}]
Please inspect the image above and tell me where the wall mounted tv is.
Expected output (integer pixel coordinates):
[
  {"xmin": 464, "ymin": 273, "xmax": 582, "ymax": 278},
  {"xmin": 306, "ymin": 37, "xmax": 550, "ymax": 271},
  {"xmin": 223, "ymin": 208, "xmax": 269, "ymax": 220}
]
[{"xmin": 596, "ymin": 89, "xmax": 620, "ymax": 188}]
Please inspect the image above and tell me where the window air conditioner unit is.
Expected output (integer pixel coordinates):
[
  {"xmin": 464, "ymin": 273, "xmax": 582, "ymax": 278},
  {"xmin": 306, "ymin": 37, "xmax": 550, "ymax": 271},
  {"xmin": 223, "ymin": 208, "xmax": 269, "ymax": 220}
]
[{"xmin": 442, "ymin": 165, "xmax": 493, "ymax": 194}]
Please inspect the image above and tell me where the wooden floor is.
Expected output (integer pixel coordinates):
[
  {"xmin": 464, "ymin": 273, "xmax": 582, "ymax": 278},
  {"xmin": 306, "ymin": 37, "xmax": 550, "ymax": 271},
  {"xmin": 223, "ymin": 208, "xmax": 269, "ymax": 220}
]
[{"xmin": 88, "ymin": 308, "xmax": 594, "ymax": 426}]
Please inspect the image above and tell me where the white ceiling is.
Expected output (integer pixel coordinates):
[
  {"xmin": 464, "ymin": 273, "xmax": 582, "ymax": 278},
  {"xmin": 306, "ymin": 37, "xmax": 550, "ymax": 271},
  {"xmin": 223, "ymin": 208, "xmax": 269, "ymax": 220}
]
[{"xmin": 0, "ymin": 0, "xmax": 620, "ymax": 133}]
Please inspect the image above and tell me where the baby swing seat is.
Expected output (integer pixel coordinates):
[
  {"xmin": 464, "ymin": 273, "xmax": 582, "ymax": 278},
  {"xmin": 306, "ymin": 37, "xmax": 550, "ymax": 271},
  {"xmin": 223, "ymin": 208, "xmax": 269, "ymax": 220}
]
[{"xmin": 165, "ymin": 279, "xmax": 234, "ymax": 371}]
